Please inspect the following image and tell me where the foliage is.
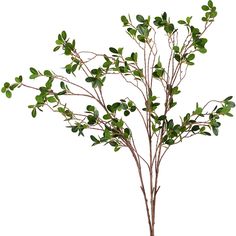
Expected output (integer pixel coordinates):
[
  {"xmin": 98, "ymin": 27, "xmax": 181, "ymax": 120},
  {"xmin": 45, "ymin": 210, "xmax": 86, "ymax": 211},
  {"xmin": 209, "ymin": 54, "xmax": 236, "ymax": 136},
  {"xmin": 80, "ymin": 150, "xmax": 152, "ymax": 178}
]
[{"xmin": 1, "ymin": 1, "xmax": 234, "ymax": 235}]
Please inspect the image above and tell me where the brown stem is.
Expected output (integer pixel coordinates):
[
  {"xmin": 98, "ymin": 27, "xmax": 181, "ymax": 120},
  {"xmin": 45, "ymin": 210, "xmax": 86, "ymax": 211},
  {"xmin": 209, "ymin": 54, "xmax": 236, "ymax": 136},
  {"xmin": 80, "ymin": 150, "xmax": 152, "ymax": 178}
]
[{"xmin": 125, "ymin": 140, "xmax": 152, "ymax": 233}]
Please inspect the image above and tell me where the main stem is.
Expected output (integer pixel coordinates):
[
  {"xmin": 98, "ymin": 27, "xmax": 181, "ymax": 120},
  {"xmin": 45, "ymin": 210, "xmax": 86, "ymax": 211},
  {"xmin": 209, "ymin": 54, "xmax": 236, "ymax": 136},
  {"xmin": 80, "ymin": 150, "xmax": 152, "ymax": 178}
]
[
  {"xmin": 149, "ymin": 124, "xmax": 156, "ymax": 236},
  {"xmin": 132, "ymin": 129, "xmax": 161, "ymax": 236},
  {"xmin": 146, "ymin": 139, "xmax": 163, "ymax": 236}
]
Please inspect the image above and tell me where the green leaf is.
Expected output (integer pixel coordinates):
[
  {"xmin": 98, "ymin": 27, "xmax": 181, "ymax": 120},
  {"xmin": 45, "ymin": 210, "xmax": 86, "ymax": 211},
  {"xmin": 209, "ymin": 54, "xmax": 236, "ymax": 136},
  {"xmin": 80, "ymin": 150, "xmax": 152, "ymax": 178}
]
[
  {"xmin": 167, "ymin": 119, "xmax": 174, "ymax": 129},
  {"xmin": 174, "ymin": 54, "xmax": 181, "ymax": 62},
  {"xmin": 65, "ymin": 64, "xmax": 72, "ymax": 74},
  {"xmin": 131, "ymin": 52, "xmax": 138, "ymax": 62},
  {"xmin": 169, "ymin": 99, "xmax": 177, "ymax": 108},
  {"xmin": 30, "ymin": 74, "xmax": 39, "ymax": 79},
  {"xmin": 128, "ymin": 100, "xmax": 133, "ymax": 107},
  {"xmin": 137, "ymin": 25, "xmax": 147, "ymax": 36},
  {"xmin": 4, "ymin": 82, "xmax": 10, "ymax": 88},
  {"xmin": 149, "ymin": 96, "xmax": 157, "ymax": 101},
  {"xmin": 109, "ymin": 47, "xmax": 118, "ymax": 54},
  {"xmin": 45, "ymin": 78, "xmax": 53, "ymax": 89},
  {"xmin": 1, "ymin": 87, "xmax": 6, "ymax": 93},
  {"xmin": 186, "ymin": 61, "xmax": 194, "ymax": 66},
  {"xmin": 133, "ymin": 69, "xmax": 143, "ymax": 77},
  {"xmin": 109, "ymin": 141, "xmax": 118, "ymax": 147},
  {"xmin": 187, "ymin": 54, "xmax": 195, "ymax": 61},
  {"xmin": 47, "ymin": 96, "xmax": 57, "ymax": 103},
  {"xmin": 127, "ymin": 28, "xmax": 137, "ymax": 37},
  {"xmin": 103, "ymin": 128, "xmax": 111, "ymax": 140},
  {"xmin": 191, "ymin": 26, "xmax": 201, "ymax": 39},
  {"xmin": 44, "ymin": 70, "xmax": 53, "ymax": 77},
  {"xmin": 153, "ymin": 69, "xmax": 164, "ymax": 78},
  {"xmin": 87, "ymin": 115, "xmax": 97, "ymax": 125},
  {"xmin": 192, "ymin": 125, "xmax": 200, "ymax": 132},
  {"xmin": 71, "ymin": 126, "xmax": 79, "ymax": 133},
  {"xmin": 130, "ymin": 106, "xmax": 136, "ymax": 112},
  {"xmin": 208, "ymin": 0, "xmax": 213, "ymax": 8},
  {"xmin": 9, "ymin": 83, "xmax": 18, "ymax": 90},
  {"xmin": 225, "ymin": 101, "xmax": 235, "ymax": 108},
  {"xmin": 58, "ymin": 107, "xmax": 65, "ymax": 113},
  {"xmin": 110, "ymin": 102, "xmax": 120, "ymax": 112},
  {"xmin": 61, "ymin": 31, "xmax": 67, "ymax": 40},
  {"xmin": 91, "ymin": 69, "xmax": 98, "ymax": 75},
  {"xmin": 199, "ymin": 48, "xmax": 207, "ymax": 54},
  {"xmin": 200, "ymin": 127, "xmax": 206, "ymax": 132},
  {"xmin": 64, "ymin": 47, "xmax": 72, "ymax": 55},
  {"xmin": 121, "ymin": 15, "xmax": 129, "ymax": 26},
  {"xmin": 166, "ymin": 139, "xmax": 174, "ymax": 145},
  {"xmin": 114, "ymin": 146, "xmax": 121, "ymax": 152},
  {"xmin": 153, "ymin": 17, "xmax": 164, "ymax": 27},
  {"xmin": 184, "ymin": 113, "xmax": 191, "ymax": 123},
  {"xmin": 56, "ymin": 39, "xmax": 63, "ymax": 45},
  {"xmin": 136, "ymin": 14, "xmax": 145, "ymax": 22},
  {"xmin": 202, "ymin": 132, "xmax": 211, "ymax": 136},
  {"xmin": 194, "ymin": 106, "xmax": 203, "ymax": 115},
  {"xmin": 124, "ymin": 110, "xmax": 130, "ymax": 116},
  {"xmin": 6, "ymin": 90, "xmax": 12, "ymax": 98},
  {"xmin": 186, "ymin": 16, "xmax": 192, "ymax": 24},
  {"xmin": 39, "ymin": 87, "xmax": 48, "ymax": 93},
  {"xmin": 53, "ymin": 46, "xmax": 60, "ymax": 52},
  {"xmin": 72, "ymin": 40, "xmax": 76, "ymax": 50},
  {"xmin": 116, "ymin": 119, "xmax": 124, "ymax": 128},
  {"xmin": 226, "ymin": 113, "xmax": 233, "ymax": 117},
  {"xmin": 173, "ymin": 46, "xmax": 179, "ymax": 53},
  {"xmin": 212, "ymin": 127, "xmax": 218, "ymax": 136},
  {"xmin": 173, "ymin": 124, "xmax": 181, "ymax": 134},
  {"xmin": 87, "ymin": 105, "xmax": 95, "ymax": 112},
  {"xmin": 90, "ymin": 135, "xmax": 100, "ymax": 145},
  {"xmin": 195, "ymin": 38, "xmax": 208, "ymax": 48},
  {"xmin": 35, "ymin": 95, "xmax": 44, "ymax": 104},
  {"xmin": 171, "ymin": 86, "xmax": 181, "ymax": 95},
  {"xmin": 137, "ymin": 35, "xmax": 146, "ymax": 43},
  {"xmin": 210, "ymin": 11, "xmax": 217, "ymax": 18},
  {"xmin": 124, "ymin": 128, "xmax": 131, "ymax": 139},
  {"xmin": 164, "ymin": 23, "xmax": 174, "ymax": 34},
  {"xmin": 90, "ymin": 135, "xmax": 97, "ymax": 142},
  {"xmin": 30, "ymin": 67, "xmax": 38, "ymax": 75},
  {"xmin": 60, "ymin": 81, "xmax": 66, "ymax": 90},
  {"xmin": 215, "ymin": 107, "xmax": 223, "ymax": 114},
  {"xmin": 32, "ymin": 108, "xmax": 37, "ymax": 118},
  {"xmin": 217, "ymin": 106, "xmax": 231, "ymax": 115},
  {"xmin": 159, "ymin": 115, "xmax": 166, "ymax": 121},
  {"xmin": 118, "ymin": 47, "xmax": 123, "ymax": 55},
  {"xmin": 178, "ymin": 20, "xmax": 186, "ymax": 25},
  {"xmin": 94, "ymin": 109, "xmax": 99, "ymax": 118},
  {"xmin": 15, "ymin": 76, "xmax": 23, "ymax": 83},
  {"xmin": 162, "ymin": 12, "xmax": 167, "ymax": 20},
  {"xmin": 85, "ymin": 77, "xmax": 95, "ymax": 83},
  {"xmin": 103, "ymin": 60, "xmax": 112, "ymax": 69},
  {"xmin": 121, "ymin": 102, "xmax": 128, "ymax": 110},
  {"xmin": 107, "ymin": 105, "xmax": 114, "ymax": 113},
  {"xmin": 103, "ymin": 114, "xmax": 111, "ymax": 120},
  {"xmin": 202, "ymin": 5, "xmax": 209, "ymax": 11},
  {"xmin": 224, "ymin": 96, "xmax": 233, "ymax": 101}
]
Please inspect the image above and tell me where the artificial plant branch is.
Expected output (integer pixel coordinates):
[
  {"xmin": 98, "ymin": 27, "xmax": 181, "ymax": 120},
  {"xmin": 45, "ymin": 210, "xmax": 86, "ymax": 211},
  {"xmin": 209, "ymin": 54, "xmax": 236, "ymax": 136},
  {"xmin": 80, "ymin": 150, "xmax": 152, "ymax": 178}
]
[{"xmin": 1, "ymin": 1, "xmax": 234, "ymax": 236}]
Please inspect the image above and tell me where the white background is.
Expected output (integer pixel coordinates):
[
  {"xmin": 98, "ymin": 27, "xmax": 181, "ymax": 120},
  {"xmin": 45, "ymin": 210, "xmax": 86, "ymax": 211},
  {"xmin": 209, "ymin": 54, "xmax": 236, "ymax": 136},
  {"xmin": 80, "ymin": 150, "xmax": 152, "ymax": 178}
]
[{"xmin": 0, "ymin": 0, "xmax": 235, "ymax": 235}]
